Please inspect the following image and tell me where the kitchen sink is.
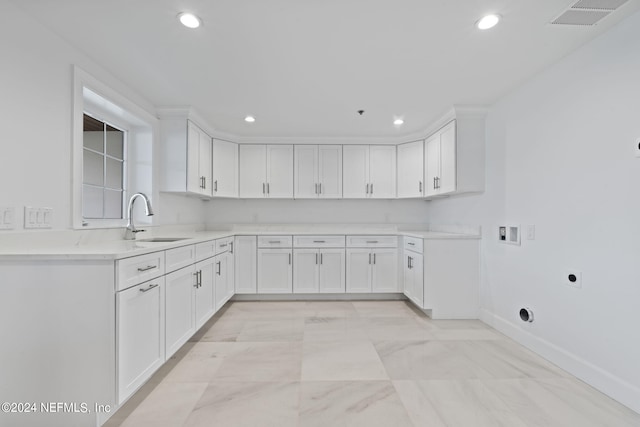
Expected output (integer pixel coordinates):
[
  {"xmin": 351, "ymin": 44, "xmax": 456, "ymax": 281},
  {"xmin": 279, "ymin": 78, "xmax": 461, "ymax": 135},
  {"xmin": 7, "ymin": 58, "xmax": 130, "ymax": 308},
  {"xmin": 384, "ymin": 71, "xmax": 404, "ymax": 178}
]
[{"xmin": 137, "ymin": 237, "xmax": 189, "ymax": 243}]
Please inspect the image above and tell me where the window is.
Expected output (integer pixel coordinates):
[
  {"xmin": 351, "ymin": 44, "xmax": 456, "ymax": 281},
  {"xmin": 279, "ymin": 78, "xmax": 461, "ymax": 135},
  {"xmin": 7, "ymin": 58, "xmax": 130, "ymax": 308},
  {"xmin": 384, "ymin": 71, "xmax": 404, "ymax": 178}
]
[
  {"xmin": 82, "ymin": 114, "xmax": 126, "ymax": 219},
  {"xmin": 72, "ymin": 66, "xmax": 156, "ymax": 229}
]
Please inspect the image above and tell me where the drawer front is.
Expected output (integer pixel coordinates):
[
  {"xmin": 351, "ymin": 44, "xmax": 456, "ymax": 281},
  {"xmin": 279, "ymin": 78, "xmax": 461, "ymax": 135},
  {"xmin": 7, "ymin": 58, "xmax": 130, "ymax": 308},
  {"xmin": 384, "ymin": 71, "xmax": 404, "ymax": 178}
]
[
  {"xmin": 165, "ymin": 245, "xmax": 196, "ymax": 273},
  {"xmin": 293, "ymin": 235, "xmax": 345, "ymax": 248},
  {"xmin": 215, "ymin": 237, "xmax": 234, "ymax": 254},
  {"xmin": 257, "ymin": 235, "xmax": 293, "ymax": 248},
  {"xmin": 195, "ymin": 240, "xmax": 217, "ymax": 262},
  {"xmin": 346, "ymin": 235, "xmax": 398, "ymax": 248},
  {"xmin": 117, "ymin": 251, "xmax": 165, "ymax": 291},
  {"xmin": 403, "ymin": 236, "xmax": 423, "ymax": 253}
]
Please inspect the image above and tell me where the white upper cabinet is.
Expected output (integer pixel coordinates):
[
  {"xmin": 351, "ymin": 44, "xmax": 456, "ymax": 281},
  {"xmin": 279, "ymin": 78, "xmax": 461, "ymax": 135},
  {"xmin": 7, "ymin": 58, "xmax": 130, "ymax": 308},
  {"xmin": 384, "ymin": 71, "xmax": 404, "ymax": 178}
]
[
  {"xmin": 240, "ymin": 144, "xmax": 293, "ymax": 198},
  {"xmin": 425, "ymin": 120, "xmax": 456, "ymax": 197},
  {"xmin": 343, "ymin": 145, "xmax": 396, "ymax": 198},
  {"xmin": 159, "ymin": 114, "xmax": 214, "ymax": 197},
  {"xmin": 212, "ymin": 139, "xmax": 238, "ymax": 198},
  {"xmin": 397, "ymin": 140, "xmax": 424, "ymax": 198},
  {"xmin": 294, "ymin": 145, "xmax": 342, "ymax": 198}
]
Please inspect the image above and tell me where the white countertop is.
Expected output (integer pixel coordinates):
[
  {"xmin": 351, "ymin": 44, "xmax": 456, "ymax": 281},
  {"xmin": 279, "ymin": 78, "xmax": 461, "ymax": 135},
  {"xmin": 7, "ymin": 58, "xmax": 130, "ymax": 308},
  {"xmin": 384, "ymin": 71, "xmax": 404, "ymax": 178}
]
[{"xmin": 0, "ymin": 226, "xmax": 479, "ymax": 261}]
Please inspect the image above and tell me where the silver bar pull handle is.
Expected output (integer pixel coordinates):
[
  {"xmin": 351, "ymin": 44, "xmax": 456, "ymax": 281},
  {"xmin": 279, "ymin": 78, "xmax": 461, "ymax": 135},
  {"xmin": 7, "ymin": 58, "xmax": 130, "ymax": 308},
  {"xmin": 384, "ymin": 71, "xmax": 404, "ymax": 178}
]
[
  {"xmin": 230, "ymin": 242, "xmax": 234, "ymax": 254},
  {"xmin": 315, "ymin": 183, "xmax": 318, "ymax": 194},
  {"xmin": 408, "ymin": 242, "xmax": 415, "ymax": 246},
  {"xmin": 320, "ymin": 253, "xmax": 323, "ymax": 264},
  {"xmin": 217, "ymin": 261, "xmax": 221, "ymax": 275},
  {"xmin": 203, "ymin": 177, "xmax": 206, "ymax": 189},
  {"xmin": 214, "ymin": 180, "xmax": 218, "ymax": 192},
  {"xmin": 370, "ymin": 183, "xmax": 373, "ymax": 194},
  {"xmin": 267, "ymin": 183, "xmax": 270, "ymax": 194},
  {"xmin": 419, "ymin": 181, "xmax": 422, "ymax": 193},
  {"xmin": 316, "ymin": 253, "xmax": 318, "ymax": 265},
  {"xmin": 199, "ymin": 270, "xmax": 202, "ymax": 287},
  {"xmin": 366, "ymin": 241, "xmax": 378, "ymax": 244},
  {"xmin": 366, "ymin": 183, "xmax": 369, "ymax": 194},
  {"xmin": 137, "ymin": 265, "xmax": 156, "ymax": 272},
  {"xmin": 193, "ymin": 271, "xmax": 199, "ymax": 288},
  {"xmin": 373, "ymin": 253, "xmax": 376, "ymax": 264},
  {"xmin": 219, "ymin": 243, "xmax": 228, "ymax": 248},
  {"xmin": 139, "ymin": 284, "xmax": 158, "ymax": 293},
  {"xmin": 268, "ymin": 240, "xmax": 281, "ymax": 244},
  {"xmin": 369, "ymin": 253, "xmax": 371, "ymax": 264},
  {"xmin": 319, "ymin": 183, "xmax": 322, "ymax": 194},
  {"xmin": 408, "ymin": 256, "xmax": 411, "ymax": 269},
  {"xmin": 313, "ymin": 240, "xmax": 325, "ymax": 243}
]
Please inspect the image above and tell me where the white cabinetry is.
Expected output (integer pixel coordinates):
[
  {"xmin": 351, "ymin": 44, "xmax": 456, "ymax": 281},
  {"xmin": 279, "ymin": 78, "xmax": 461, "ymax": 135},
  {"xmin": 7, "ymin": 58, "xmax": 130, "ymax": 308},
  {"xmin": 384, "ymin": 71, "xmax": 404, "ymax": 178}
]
[
  {"xmin": 346, "ymin": 236, "xmax": 398, "ymax": 293},
  {"xmin": 257, "ymin": 236, "xmax": 293, "ymax": 293},
  {"xmin": 212, "ymin": 139, "xmax": 238, "ymax": 198},
  {"xmin": 116, "ymin": 277, "xmax": 164, "ymax": 405},
  {"xmin": 239, "ymin": 144, "xmax": 294, "ymax": 198},
  {"xmin": 343, "ymin": 145, "xmax": 396, "ymax": 198},
  {"xmin": 402, "ymin": 237, "xmax": 424, "ymax": 307},
  {"xmin": 214, "ymin": 238, "xmax": 235, "ymax": 310},
  {"xmin": 397, "ymin": 140, "xmax": 424, "ymax": 198},
  {"xmin": 194, "ymin": 256, "xmax": 215, "ymax": 329},
  {"xmin": 159, "ymin": 111, "xmax": 214, "ymax": 197},
  {"xmin": 235, "ymin": 236, "xmax": 257, "ymax": 294},
  {"xmin": 425, "ymin": 120, "xmax": 456, "ymax": 196},
  {"xmin": 164, "ymin": 265, "xmax": 196, "ymax": 358},
  {"xmin": 292, "ymin": 236, "xmax": 346, "ymax": 294},
  {"xmin": 294, "ymin": 145, "xmax": 342, "ymax": 198}
]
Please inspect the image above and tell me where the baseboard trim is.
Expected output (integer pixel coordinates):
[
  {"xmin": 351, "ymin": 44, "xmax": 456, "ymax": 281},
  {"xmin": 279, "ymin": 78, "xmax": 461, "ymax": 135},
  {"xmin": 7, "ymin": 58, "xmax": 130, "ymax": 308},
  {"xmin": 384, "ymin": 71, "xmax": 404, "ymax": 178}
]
[
  {"xmin": 480, "ymin": 309, "xmax": 640, "ymax": 415},
  {"xmin": 232, "ymin": 293, "xmax": 407, "ymax": 301}
]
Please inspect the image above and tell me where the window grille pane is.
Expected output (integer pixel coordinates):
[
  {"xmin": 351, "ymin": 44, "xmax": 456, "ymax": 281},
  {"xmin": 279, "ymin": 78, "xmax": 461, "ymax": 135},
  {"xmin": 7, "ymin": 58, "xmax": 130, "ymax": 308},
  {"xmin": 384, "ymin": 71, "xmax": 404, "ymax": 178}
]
[
  {"xmin": 106, "ymin": 128, "xmax": 124, "ymax": 159},
  {"xmin": 106, "ymin": 157, "xmax": 123, "ymax": 189},
  {"xmin": 83, "ymin": 131, "xmax": 104, "ymax": 153},
  {"xmin": 83, "ymin": 185, "xmax": 103, "ymax": 219},
  {"xmin": 104, "ymin": 189, "xmax": 123, "ymax": 219},
  {"xmin": 83, "ymin": 149, "xmax": 104, "ymax": 186}
]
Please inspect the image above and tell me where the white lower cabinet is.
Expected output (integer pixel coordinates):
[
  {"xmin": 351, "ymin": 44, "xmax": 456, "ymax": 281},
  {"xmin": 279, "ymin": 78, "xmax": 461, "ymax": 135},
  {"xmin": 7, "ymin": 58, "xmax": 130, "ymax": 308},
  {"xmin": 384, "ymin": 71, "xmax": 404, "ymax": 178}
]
[
  {"xmin": 293, "ymin": 249, "xmax": 345, "ymax": 293},
  {"xmin": 403, "ymin": 248, "xmax": 424, "ymax": 307},
  {"xmin": 235, "ymin": 236, "xmax": 257, "ymax": 293},
  {"xmin": 346, "ymin": 248, "xmax": 398, "ymax": 293},
  {"xmin": 116, "ymin": 277, "xmax": 165, "ymax": 405},
  {"xmin": 214, "ymin": 251, "xmax": 234, "ymax": 311},
  {"xmin": 165, "ymin": 265, "xmax": 197, "ymax": 359},
  {"xmin": 194, "ymin": 256, "xmax": 215, "ymax": 329},
  {"xmin": 257, "ymin": 248, "xmax": 293, "ymax": 293}
]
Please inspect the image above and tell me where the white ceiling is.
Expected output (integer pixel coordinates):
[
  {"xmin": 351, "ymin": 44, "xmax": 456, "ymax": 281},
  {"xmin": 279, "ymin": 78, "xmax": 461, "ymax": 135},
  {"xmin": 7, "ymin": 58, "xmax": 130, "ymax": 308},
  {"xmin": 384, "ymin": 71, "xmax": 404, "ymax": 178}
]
[{"xmin": 11, "ymin": 0, "xmax": 640, "ymax": 139}]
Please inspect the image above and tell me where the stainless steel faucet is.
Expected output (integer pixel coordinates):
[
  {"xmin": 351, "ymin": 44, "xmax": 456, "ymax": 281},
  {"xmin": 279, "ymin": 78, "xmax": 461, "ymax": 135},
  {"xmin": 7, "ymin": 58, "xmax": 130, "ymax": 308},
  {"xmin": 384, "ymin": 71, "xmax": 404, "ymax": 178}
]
[{"xmin": 124, "ymin": 192, "xmax": 154, "ymax": 240}]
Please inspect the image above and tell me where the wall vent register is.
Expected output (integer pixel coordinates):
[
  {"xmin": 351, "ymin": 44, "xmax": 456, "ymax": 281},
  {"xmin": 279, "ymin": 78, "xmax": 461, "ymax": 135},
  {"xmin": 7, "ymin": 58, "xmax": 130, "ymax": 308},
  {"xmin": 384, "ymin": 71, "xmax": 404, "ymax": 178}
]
[{"xmin": 551, "ymin": 0, "xmax": 629, "ymax": 25}]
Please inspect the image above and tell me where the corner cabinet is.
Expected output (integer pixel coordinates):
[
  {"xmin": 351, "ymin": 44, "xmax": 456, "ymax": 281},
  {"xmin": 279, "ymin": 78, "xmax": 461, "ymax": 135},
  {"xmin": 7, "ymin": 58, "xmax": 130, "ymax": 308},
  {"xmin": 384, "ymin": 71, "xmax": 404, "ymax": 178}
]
[
  {"xmin": 424, "ymin": 120, "xmax": 456, "ymax": 197},
  {"xmin": 212, "ymin": 139, "xmax": 238, "ymax": 198},
  {"xmin": 239, "ymin": 145, "xmax": 294, "ymax": 198},
  {"xmin": 397, "ymin": 140, "xmax": 424, "ymax": 198},
  {"xmin": 343, "ymin": 145, "xmax": 396, "ymax": 198}
]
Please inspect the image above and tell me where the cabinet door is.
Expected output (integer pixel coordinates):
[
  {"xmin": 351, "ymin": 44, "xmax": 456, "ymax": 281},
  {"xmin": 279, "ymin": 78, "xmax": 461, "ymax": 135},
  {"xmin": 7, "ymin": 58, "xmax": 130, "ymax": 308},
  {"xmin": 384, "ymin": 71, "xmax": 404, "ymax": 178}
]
[
  {"xmin": 397, "ymin": 141, "xmax": 424, "ymax": 198},
  {"xmin": 342, "ymin": 145, "xmax": 369, "ymax": 198},
  {"xmin": 318, "ymin": 145, "xmax": 342, "ymax": 198},
  {"xmin": 214, "ymin": 255, "xmax": 230, "ymax": 311},
  {"xmin": 319, "ymin": 249, "xmax": 345, "ymax": 293},
  {"xmin": 117, "ymin": 278, "xmax": 164, "ymax": 404},
  {"xmin": 294, "ymin": 145, "xmax": 318, "ymax": 199},
  {"xmin": 438, "ymin": 121, "xmax": 457, "ymax": 195},
  {"xmin": 424, "ymin": 132, "xmax": 440, "ymax": 197},
  {"xmin": 293, "ymin": 249, "xmax": 319, "ymax": 293},
  {"xmin": 346, "ymin": 248, "xmax": 372, "ymax": 293},
  {"xmin": 239, "ymin": 145, "xmax": 267, "ymax": 198},
  {"xmin": 235, "ymin": 236, "xmax": 257, "ymax": 294},
  {"xmin": 411, "ymin": 252, "xmax": 424, "ymax": 308},
  {"xmin": 371, "ymin": 249, "xmax": 398, "ymax": 293},
  {"xmin": 225, "ymin": 250, "xmax": 235, "ymax": 301},
  {"xmin": 403, "ymin": 252, "xmax": 413, "ymax": 300},
  {"xmin": 369, "ymin": 145, "xmax": 397, "ymax": 198},
  {"xmin": 266, "ymin": 144, "xmax": 294, "ymax": 198},
  {"xmin": 195, "ymin": 257, "xmax": 215, "ymax": 329},
  {"xmin": 199, "ymin": 131, "xmax": 213, "ymax": 196},
  {"xmin": 165, "ymin": 266, "xmax": 196, "ymax": 359},
  {"xmin": 257, "ymin": 249, "xmax": 293, "ymax": 293},
  {"xmin": 187, "ymin": 121, "xmax": 209, "ymax": 195},
  {"xmin": 212, "ymin": 139, "xmax": 238, "ymax": 198}
]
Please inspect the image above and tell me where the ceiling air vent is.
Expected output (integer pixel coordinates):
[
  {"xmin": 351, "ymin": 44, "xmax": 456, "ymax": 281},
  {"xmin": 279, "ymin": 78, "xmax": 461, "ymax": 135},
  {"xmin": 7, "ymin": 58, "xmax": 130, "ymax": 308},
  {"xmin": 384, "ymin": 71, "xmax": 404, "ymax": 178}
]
[
  {"xmin": 552, "ymin": 9, "xmax": 610, "ymax": 25},
  {"xmin": 570, "ymin": 0, "xmax": 629, "ymax": 10},
  {"xmin": 551, "ymin": 0, "xmax": 629, "ymax": 26}
]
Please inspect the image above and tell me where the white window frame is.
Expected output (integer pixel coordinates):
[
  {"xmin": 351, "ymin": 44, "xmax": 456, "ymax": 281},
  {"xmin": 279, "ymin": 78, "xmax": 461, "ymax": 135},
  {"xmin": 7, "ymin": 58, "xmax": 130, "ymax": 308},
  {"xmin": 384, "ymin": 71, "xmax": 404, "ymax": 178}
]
[{"xmin": 72, "ymin": 66, "xmax": 157, "ymax": 229}]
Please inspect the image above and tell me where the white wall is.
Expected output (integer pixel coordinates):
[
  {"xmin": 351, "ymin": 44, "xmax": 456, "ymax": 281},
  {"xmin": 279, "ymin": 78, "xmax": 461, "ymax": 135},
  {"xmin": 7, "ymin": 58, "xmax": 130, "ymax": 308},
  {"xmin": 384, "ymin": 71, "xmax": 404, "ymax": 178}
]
[
  {"xmin": 0, "ymin": 1, "xmax": 203, "ymax": 231},
  {"xmin": 428, "ymin": 10, "xmax": 640, "ymax": 412},
  {"xmin": 206, "ymin": 199, "xmax": 429, "ymax": 226}
]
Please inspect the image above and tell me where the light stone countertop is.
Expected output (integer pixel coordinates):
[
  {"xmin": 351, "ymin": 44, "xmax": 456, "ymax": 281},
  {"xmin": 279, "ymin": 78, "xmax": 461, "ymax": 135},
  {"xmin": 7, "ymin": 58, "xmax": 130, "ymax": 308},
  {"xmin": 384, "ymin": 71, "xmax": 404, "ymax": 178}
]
[{"xmin": 0, "ymin": 226, "xmax": 479, "ymax": 261}]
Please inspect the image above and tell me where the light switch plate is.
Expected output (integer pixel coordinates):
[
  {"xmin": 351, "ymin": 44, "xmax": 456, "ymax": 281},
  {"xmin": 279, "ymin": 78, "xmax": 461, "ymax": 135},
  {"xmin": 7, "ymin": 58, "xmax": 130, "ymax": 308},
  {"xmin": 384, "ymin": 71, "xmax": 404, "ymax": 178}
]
[
  {"xmin": 0, "ymin": 206, "xmax": 16, "ymax": 230},
  {"xmin": 24, "ymin": 207, "xmax": 53, "ymax": 229}
]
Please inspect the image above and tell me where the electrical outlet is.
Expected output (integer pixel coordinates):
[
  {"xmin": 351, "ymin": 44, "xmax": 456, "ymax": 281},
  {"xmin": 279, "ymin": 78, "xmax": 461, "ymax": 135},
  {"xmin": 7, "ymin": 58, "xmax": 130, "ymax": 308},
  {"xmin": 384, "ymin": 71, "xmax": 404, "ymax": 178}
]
[
  {"xmin": 0, "ymin": 207, "xmax": 16, "ymax": 230},
  {"xmin": 564, "ymin": 270, "xmax": 582, "ymax": 288},
  {"xmin": 526, "ymin": 225, "xmax": 536, "ymax": 240}
]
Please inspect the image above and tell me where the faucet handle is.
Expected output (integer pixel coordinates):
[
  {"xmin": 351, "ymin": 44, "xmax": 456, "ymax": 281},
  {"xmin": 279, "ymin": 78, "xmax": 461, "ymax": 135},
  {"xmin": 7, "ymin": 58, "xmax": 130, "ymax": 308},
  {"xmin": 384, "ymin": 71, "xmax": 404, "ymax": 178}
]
[{"xmin": 133, "ymin": 229, "xmax": 146, "ymax": 234}]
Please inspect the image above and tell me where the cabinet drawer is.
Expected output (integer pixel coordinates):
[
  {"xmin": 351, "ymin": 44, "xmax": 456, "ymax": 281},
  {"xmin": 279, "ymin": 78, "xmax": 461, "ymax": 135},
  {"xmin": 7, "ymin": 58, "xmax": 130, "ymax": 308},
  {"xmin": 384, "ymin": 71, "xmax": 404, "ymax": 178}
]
[
  {"xmin": 216, "ymin": 237, "xmax": 234, "ymax": 254},
  {"xmin": 165, "ymin": 245, "xmax": 196, "ymax": 273},
  {"xmin": 346, "ymin": 235, "xmax": 398, "ymax": 248},
  {"xmin": 117, "ymin": 251, "xmax": 165, "ymax": 291},
  {"xmin": 403, "ymin": 236, "xmax": 423, "ymax": 253},
  {"xmin": 195, "ymin": 240, "xmax": 216, "ymax": 262},
  {"xmin": 293, "ymin": 235, "xmax": 345, "ymax": 248},
  {"xmin": 257, "ymin": 235, "xmax": 293, "ymax": 248}
]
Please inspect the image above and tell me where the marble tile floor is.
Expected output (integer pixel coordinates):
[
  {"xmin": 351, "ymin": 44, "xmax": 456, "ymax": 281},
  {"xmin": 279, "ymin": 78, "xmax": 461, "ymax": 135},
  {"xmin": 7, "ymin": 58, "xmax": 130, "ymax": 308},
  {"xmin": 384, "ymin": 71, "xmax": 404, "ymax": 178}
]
[{"xmin": 104, "ymin": 301, "xmax": 640, "ymax": 427}]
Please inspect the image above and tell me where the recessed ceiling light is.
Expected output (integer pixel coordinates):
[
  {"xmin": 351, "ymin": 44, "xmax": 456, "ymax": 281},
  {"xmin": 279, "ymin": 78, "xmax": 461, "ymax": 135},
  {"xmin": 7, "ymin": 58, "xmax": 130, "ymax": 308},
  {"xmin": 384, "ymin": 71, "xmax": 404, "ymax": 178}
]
[
  {"xmin": 244, "ymin": 116, "xmax": 256, "ymax": 123},
  {"xmin": 178, "ymin": 12, "xmax": 201, "ymax": 29},
  {"xmin": 476, "ymin": 14, "xmax": 501, "ymax": 30},
  {"xmin": 394, "ymin": 118, "xmax": 404, "ymax": 126}
]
